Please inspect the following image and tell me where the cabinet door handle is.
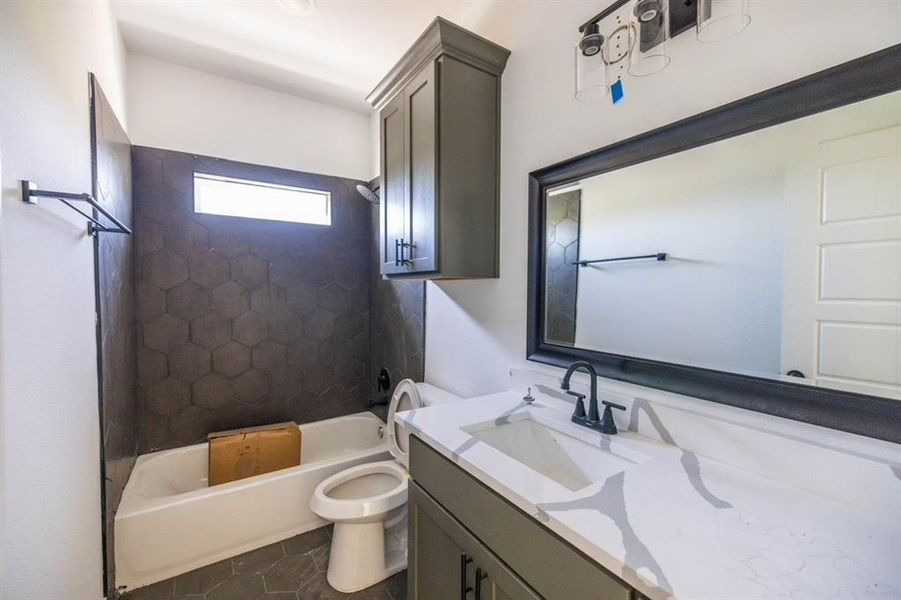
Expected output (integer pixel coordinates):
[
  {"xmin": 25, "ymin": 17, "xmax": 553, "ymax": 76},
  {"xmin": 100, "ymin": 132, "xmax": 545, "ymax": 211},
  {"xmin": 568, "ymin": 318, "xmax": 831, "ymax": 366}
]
[
  {"xmin": 394, "ymin": 238, "xmax": 400, "ymax": 267},
  {"xmin": 474, "ymin": 567, "xmax": 488, "ymax": 599},
  {"xmin": 399, "ymin": 238, "xmax": 413, "ymax": 266},
  {"xmin": 460, "ymin": 554, "xmax": 473, "ymax": 599}
]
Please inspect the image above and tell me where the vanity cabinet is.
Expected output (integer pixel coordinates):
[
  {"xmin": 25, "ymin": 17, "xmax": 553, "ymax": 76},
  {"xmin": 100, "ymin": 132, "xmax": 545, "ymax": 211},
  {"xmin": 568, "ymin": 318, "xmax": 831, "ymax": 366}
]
[
  {"xmin": 368, "ymin": 18, "xmax": 509, "ymax": 279},
  {"xmin": 408, "ymin": 436, "xmax": 636, "ymax": 600},
  {"xmin": 409, "ymin": 484, "xmax": 537, "ymax": 600}
]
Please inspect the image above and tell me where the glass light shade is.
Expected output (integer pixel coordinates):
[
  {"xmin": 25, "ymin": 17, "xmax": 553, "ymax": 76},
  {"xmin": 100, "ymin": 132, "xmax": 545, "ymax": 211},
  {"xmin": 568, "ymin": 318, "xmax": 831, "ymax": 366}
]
[
  {"xmin": 575, "ymin": 43, "xmax": 608, "ymax": 102},
  {"xmin": 696, "ymin": 0, "xmax": 751, "ymax": 43},
  {"xmin": 628, "ymin": 0, "xmax": 670, "ymax": 77}
]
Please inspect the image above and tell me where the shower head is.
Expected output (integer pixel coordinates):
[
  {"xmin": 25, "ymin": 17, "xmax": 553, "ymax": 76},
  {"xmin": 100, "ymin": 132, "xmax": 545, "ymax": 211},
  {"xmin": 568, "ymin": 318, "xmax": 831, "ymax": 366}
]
[{"xmin": 355, "ymin": 184, "xmax": 380, "ymax": 205}]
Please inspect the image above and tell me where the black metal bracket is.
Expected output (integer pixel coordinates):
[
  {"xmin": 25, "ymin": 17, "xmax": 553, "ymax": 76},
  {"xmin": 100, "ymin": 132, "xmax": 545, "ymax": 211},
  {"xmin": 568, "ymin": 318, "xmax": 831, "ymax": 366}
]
[
  {"xmin": 578, "ymin": 0, "xmax": 698, "ymax": 41},
  {"xmin": 21, "ymin": 180, "xmax": 131, "ymax": 236},
  {"xmin": 574, "ymin": 252, "xmax": 667, "ymax": 267}
]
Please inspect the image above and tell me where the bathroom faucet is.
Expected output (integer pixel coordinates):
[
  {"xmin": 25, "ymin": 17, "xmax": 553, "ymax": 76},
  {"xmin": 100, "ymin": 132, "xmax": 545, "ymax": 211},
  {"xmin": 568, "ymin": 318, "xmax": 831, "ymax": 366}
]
[{"xmin": 560, "ymin": 361, "xmax": 625, "ymax": 434}]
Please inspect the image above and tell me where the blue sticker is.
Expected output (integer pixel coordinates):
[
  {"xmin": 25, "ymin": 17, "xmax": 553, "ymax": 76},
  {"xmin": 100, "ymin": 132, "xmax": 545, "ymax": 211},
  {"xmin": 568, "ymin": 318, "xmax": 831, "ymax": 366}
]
[{"xmin": 611, "ymin": 79, "xmax": 625, "ymax": 105}]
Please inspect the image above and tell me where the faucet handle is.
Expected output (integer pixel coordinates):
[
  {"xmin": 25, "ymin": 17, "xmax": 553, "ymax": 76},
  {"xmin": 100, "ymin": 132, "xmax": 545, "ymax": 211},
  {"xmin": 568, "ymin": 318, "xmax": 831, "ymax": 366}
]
[
  {"xmin": 567, "ymin": 391, "xmax": 587, "ymax": 419},
  {"xmin": 602, "ymin": 400, "xmax": 626, "ymax": 412},
  {"xmin": 599, "ymin": 400, "xmax": 626, "ymax": 435}
]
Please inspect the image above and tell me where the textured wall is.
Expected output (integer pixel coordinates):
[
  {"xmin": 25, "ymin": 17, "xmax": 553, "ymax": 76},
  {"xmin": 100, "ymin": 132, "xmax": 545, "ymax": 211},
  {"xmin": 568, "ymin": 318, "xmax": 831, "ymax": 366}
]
[
  {"xmin": 369, "ymin": 208, "xmax": 425, "ymax": 412},
  {"xmin": 93, "ymin": 75, "xmax": 137, "ymax": 597},
  {"xmin": 133, "ymin": 147, "xmax": 371, "ymax": 452},
  {"xmin": 545, "ymin": 190, "xmax": 580, "ymax": 347}
]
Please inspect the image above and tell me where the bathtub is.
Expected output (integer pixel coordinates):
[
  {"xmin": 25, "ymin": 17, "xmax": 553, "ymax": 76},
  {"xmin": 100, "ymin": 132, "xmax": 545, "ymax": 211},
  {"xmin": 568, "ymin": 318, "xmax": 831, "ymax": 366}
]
[{"xmin": 115, "ymin": 412, "xmax": 390, "ymax": 592}]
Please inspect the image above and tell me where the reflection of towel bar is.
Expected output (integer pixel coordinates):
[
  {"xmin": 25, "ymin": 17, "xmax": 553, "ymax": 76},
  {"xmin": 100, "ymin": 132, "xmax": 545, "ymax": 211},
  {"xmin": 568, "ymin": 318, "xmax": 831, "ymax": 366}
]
[
  {"xmin": 21, "ymin": 180, "xmax": 132, "ymax": 236},
  {"xmin": 573, "ymin": 252, "xmax": 667, "ymax": 267}
]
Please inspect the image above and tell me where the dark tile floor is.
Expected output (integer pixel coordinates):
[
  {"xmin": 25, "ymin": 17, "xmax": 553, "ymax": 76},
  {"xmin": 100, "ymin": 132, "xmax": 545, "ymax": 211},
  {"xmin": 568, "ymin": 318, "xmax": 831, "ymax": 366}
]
[{"xmin": 121, "ymin": 526, "xmax": 406, "ymax": 600}]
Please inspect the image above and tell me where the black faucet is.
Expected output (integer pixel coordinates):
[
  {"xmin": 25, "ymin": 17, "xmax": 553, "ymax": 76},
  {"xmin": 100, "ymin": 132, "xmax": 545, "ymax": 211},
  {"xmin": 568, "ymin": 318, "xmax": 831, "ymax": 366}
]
[{"xmin": 561, "ymin": 361, "xmax": 625, "ymax": 434}]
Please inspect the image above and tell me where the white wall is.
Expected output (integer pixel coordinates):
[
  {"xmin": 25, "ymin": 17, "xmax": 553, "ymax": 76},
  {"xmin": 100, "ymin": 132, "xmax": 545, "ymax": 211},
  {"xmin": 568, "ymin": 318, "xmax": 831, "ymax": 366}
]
[
  {"xmin": 421, "ymin": 0, "xmax": 901, "ymax": 398},
  {"xmin": 573, "ymin": 142, "xmax": 784, "ymax": 375},
  {"xmin": 127, "ymin": 53, "xmax": 372, "ymax": 181},
  {"xmin": 0, "ymin": 1, "xmax": 127, "ymax": 598}
]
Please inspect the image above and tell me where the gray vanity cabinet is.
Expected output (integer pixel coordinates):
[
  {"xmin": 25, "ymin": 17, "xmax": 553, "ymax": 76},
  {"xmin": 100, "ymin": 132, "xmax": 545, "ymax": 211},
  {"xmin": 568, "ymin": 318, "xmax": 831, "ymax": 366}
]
[
  {"xmin": 409, "ymin": 436, "xmax": 635, "ymax": 600},
  {"xmin": 368, "ymin": 18, "xmax": 509, "ymax": 279},
  {"xmin": 409, "ymin": 483, "xmax": 538, "ymax": 600}
]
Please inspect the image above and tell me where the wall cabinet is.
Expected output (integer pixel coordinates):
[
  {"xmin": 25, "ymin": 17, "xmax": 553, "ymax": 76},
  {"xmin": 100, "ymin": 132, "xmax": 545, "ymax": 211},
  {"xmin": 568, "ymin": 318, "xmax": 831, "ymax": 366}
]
[
  {"xmin": 368, "ymin": 18, "xmax": 509, "ymax": 279},
  {"xmin": 409, "ymin": 436, "xmax": 638, "ymax": 600}
]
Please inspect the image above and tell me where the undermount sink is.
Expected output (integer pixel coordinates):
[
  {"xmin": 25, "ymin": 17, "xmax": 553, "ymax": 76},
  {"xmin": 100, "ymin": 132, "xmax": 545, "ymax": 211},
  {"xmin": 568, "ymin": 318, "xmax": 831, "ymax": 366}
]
[{"xmin": 462, "ymin": 413, "xmax": 648, "ymax": 492}]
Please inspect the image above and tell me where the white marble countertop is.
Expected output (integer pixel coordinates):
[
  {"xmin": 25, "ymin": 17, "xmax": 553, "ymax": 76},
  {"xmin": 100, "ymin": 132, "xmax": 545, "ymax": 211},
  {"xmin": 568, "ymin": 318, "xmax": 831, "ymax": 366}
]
[{"xmin": 396, "ymin": 390, "xmax": 901, "ymax": 600}]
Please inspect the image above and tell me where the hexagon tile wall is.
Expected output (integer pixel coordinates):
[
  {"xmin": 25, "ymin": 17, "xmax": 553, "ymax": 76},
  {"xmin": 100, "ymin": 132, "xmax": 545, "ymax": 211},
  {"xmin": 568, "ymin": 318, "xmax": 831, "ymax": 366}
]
[
  {"xmin": 133, "ymin": 147, "xmax": 375, "ymax": 452},
  {"xmin": 545, "ymin": 189, "xmax": 581, "ymax": 346}
]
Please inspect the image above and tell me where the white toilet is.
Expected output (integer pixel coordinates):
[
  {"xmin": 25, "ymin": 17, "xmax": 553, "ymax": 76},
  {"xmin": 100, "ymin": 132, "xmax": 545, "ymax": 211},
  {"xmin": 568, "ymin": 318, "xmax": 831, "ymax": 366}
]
[{"xmin": 311, "ymin": 379, "xmax": 461, "ymax": 592}]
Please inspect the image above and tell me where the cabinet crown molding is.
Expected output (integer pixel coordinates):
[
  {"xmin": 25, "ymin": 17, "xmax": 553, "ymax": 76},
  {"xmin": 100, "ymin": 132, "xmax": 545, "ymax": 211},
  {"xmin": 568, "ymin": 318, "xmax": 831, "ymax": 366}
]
[{"xmin": 366, "ymin": 17, "xmax": 510, "ymax": 110}]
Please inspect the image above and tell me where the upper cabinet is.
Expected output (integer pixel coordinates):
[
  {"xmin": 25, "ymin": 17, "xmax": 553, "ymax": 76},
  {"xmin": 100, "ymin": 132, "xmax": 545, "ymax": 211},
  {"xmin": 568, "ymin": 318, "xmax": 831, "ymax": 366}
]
[{"xmin": 368, "ymin": 18, "xmax": 510, "ymax": 279}]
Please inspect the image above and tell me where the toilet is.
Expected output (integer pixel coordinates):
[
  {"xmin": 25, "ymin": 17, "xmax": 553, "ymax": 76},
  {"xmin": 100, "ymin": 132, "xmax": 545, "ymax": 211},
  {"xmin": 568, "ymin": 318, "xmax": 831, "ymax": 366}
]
[{"xmin": 311, "ymin": 379, "xmax": 461, "ymax": 592}]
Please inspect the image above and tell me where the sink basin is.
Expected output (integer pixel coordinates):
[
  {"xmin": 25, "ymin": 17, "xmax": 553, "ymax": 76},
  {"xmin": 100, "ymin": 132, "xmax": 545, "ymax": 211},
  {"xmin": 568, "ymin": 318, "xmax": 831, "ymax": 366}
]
[{"xmin": 462, "ymin": 413, "xmax": 647, "ymax": 491}]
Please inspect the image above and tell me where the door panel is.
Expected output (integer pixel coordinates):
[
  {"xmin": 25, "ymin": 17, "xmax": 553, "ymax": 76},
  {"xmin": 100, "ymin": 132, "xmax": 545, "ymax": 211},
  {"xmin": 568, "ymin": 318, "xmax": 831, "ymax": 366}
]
[
  {"xmin": 409, "ymin": 485, "xmax": 467, "ymax": 600},
  {"xmin": 381, "ymin": 94, "xmax": 406, "ymax": 274},
  {"xmin": 783, "ymin": 125, "xmax": 901, "ymax": 395},
  {"xmin": 405, "ymin": 64, "xmax": 438, "ymax": 273}
]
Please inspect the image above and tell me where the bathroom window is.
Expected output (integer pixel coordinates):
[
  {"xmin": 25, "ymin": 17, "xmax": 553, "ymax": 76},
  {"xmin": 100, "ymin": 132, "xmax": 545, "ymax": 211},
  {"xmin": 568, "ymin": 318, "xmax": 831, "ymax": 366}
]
[{"xmin": 193, "ymin": 173, "xmax": 331, "ymax": 225}]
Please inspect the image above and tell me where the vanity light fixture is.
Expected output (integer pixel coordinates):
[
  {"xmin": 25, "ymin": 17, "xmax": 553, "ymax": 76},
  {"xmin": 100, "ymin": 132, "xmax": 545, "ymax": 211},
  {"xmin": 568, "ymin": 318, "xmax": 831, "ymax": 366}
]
[
  {"xmin": 576, "ymin": 0, "xmax": 751, "ymax": 102},
  {"xmin": 696, "ymin": 0, "xmax": 751, "ymax": 42},
  {"xmin": 575, "ymin": 22, "xmax": 609, "ymax": 101},
  {"xmin": 628, "ymin": 0, "xmax": 671, "ymax": 77}
]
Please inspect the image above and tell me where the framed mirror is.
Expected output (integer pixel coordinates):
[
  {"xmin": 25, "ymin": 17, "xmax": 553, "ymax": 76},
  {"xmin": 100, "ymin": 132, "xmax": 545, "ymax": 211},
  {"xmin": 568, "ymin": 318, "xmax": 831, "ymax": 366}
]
[{"xmin": 527, "ymin": 45, "xmax": 901, "ymax": 443}]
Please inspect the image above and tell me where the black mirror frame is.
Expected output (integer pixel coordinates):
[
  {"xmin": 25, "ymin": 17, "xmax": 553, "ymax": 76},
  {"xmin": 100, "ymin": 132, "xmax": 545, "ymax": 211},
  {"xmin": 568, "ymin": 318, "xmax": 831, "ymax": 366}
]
[{"xmin": 527, "ymin": 44, "xmax": 901, "ymax": 444}]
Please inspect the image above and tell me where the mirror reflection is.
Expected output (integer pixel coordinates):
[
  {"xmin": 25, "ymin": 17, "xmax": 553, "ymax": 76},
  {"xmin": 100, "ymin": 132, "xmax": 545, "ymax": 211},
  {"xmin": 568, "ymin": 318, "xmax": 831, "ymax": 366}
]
[{"xmin": 544, "ymin": 90, "xmax": 901, "ymax": 399}]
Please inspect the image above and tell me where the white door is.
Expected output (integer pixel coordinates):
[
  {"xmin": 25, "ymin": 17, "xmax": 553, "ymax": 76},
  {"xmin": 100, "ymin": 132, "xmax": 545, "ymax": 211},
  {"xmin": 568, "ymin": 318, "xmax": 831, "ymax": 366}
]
[{"xmin": 782, "ymin": 125, "xmax": 901, "ymax": 397}]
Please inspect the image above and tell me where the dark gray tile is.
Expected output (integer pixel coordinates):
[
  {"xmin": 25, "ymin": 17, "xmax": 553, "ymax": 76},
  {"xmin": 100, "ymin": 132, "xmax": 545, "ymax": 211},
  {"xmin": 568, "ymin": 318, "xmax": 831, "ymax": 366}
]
[
  {"xmin": 143, "ymin": 249, "xmax": 189, "ymax": 290},
  {"xmin": 143, "ymin": 314, "xmax": 189, "ymax": 353},
  {"xmin": 263, "ymin": 554, "xmax": 318, "ymax": 592},
  {"xmin": 167, "ymin": 281, "xmax": 211, "ymax": 321},
  {"xmin": 145, "ymin": 378, "xmax": 191, "ymax": 417},
  {"xmin": 234, "ymin": 311, "xmax": 270, "ymax": 347},
  {"xmin": 282, "ymin": 526, "xmax": 330, "ymax": 556},
  {"xmin": 234, "ymin": 541, "xmax": 286, "ymax": 575},
  {"xmin": 168, "ymin": 343, "xmax": 212, "ymax": 383},
  {"xmin": 189, "ymin": 251, "xmax": 231, "ymax": 289},
  {"xmin": 193, "ymin": 373, "xmax": 235, "ymax": 409},
  {"xmin": 231, "ymin": 254, "xmax": 269, "ymax": 289},
  {"xmin": 234, "ymin": 369, "xmax": 271, "ymax": 404},
  {"xmin": 297, "ymin": 572, "xmax": 347, "ymax": 600},
  {"xmin": 212, "ymin": 341, "xmax": 252, "ymax": 377},
  {"xmin": 173, "ymin": 559, "xmax": 233, "ymax": 595},
  {"xmin": 191, "ymin": 311, "xmax": 232, "ymax": 350},
  {"xmin": 207, "ymin": 573, "xmax": 265, "ymax": 600},
  {"xmin": 304, "ymin": 309, "xmax": 336, "ymax": 341},
  {"xmin": 211, "ymin": 281, "xmax": 250, "ymax": 319}
]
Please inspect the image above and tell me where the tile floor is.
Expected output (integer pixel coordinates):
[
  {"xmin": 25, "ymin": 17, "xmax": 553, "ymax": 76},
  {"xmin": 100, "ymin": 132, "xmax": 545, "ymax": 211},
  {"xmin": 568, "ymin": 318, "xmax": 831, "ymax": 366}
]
[{"xmin": 121, "ymin": 526, "xmax": 406, "ymax": 600}]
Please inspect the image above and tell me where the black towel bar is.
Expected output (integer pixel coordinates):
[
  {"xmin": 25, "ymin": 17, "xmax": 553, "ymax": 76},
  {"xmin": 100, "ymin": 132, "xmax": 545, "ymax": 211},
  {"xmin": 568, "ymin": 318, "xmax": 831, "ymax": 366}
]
[
  {"xmin": 21, "ymin": 180, "xmax": 131, "ymax": 235},
  {"xmin": 573, "ymin": 252, "xmax": 667, "ymax": 267}
]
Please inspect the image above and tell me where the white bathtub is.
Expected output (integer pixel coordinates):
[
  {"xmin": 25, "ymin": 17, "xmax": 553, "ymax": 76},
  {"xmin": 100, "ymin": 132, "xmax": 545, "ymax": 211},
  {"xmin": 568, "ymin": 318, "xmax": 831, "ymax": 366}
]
[{"xmin": 115, "ymin": 412, "xmax": 390, "ymax": 592}]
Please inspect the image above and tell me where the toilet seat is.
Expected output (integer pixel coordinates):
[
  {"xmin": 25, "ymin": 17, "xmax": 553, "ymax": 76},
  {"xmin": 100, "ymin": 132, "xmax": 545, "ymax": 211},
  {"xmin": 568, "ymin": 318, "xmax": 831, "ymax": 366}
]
[
  {"xmin": 311, "ymin": 460, "xmax": 408, "ymax": 524},
  {"xmin": 386, "ymin": 379, "xmax": 423, "ymax": 469}
]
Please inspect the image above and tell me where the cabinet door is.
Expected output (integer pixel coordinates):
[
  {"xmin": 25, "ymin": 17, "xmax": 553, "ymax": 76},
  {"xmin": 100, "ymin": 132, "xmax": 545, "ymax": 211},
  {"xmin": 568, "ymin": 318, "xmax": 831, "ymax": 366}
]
[
  {"xmin": 403, "ymin": 62, "xmax": 438, "ymax": 274},
  {"xmin": 380, "ymin": 92, "xmax": 407, "ymax": 275},
  {"xmin": 409, "ymin": 485, "xmax": 468, "ymax": 600},
  {"xmin": 409, "ymin": 483, "xmax": 539, "ymax": 600}
]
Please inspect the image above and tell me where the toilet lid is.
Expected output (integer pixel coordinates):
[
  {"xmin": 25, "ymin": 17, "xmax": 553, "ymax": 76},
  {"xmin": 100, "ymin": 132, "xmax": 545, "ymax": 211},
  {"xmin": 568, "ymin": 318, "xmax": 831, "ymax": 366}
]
[{"xmin": 386, "ymin": 379, "xmax": 423, "ymax": 464}]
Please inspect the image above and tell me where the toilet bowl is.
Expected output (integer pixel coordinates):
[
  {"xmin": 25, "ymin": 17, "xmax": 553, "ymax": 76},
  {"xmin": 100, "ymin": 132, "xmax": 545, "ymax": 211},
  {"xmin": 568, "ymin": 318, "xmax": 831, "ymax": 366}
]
[{"xmin": 311, "ymin": 379, "xmax": 460, "ymax": 592}]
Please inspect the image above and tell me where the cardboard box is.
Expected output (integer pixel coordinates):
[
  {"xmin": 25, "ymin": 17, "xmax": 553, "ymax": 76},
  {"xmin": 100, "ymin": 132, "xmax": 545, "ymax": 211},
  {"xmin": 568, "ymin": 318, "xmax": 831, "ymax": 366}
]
[{"xmin": 208, "ymin": 422, "xmax": 301, "ymax": 486}]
